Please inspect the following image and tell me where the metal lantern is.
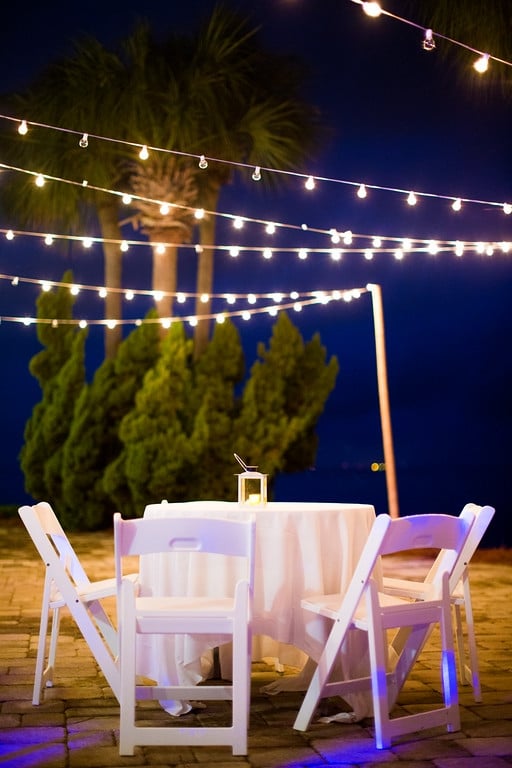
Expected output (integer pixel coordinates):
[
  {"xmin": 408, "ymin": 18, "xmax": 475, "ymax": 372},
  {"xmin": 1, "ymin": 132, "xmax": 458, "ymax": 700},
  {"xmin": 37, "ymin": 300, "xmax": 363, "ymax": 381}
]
[{"xmin": 234, "ymin": 454, "xmax": 267, "ymax": 506}]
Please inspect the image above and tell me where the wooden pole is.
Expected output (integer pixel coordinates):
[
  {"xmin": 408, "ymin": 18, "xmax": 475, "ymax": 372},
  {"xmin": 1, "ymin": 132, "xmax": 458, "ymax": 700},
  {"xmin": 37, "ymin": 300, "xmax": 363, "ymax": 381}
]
[{"xmin": 367, "ymin": 283, "xmax": 399, "ymax": 518}]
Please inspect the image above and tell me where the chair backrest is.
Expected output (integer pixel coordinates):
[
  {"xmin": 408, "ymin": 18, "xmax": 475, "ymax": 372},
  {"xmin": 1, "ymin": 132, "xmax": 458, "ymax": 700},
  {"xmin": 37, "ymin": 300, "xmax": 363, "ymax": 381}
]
[
  {"xmin": 419, "ymin": 504, "xmax": 495, "ymax": 590},
  {"xmin": 341, "ymin": 511, "xmax": 474, "ymax": 619},
  {"xmin": 19, "ymin": 502, "xmax": 90, "ymax": 587},
  {"xmin": 114, "ymin": 512, "xmax": 256, "ymax": 595}
]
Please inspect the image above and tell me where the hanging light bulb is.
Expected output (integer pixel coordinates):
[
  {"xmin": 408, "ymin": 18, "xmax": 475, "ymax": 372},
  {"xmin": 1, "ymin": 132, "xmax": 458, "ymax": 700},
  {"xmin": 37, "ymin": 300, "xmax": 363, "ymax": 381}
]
[
  {"xmin": 122, "ymin": 193, "xmax": 132, "ymax": 205},
  {"xmin": 503, "ymin": 203, "xmax": 512, "ymax": 215},
  {"xmin": 305, "ymin": 176, "xmax": 315, "ymax": 190},
  {"xmin": 44, "ymin": 235, "xmax": 54, "ymax": 246},
  {"xmin": 120, "ymin": 240, "xmax": 129, "ymax": 252},
  {"xmin": 473, "ymin": 53, "xmax": 489, "ymax": 73},
  {"xmin": 263, "ymin": 248, "xmax": 273, "ymax": 259},
  {"xmin": 229, "ymin": 247, "xmax": 240, "ymax": 257},
  {"xmin": 407, "ymin": 191, "xmax": 417, "ymax": 206},
  {"xmin": 422, "ymin": 29, "xmax": 436, "ymax": 51},
  {"xmin": 18, "ymin": 120, "xmax": 28, "ymax": 135},
  {"xmin": 198, "ymin": 154, "xmax": 208, "ymax": 169},
  {"xmin": 252, "ymin": 166, "xmax": 261, "ymax": 181},
  {"xmin": 125, "ymin": 289, "xmax": 134, "ymax": 300},
  {"xmin": 452, "ymin": 198, "xmax": 462, "ymax": 211},
  {"xmin": 298, "ymin": 248, "xmax": 308, "ymax": 260},
  {"xmin": 194, "ymin": 208, "xmax": 205, "ymax": 219},
  {"xmin": 372, "ymin": 236, "xmax": 382, "ymax": 248},
  {"xmin": 6, "ymin": 230, "xmax": 14, "ymax": 240},
  {"xmin": 454, "ymin": 241, "xmax": 465, "ymax": 257},
  {"xmin": 79, "ymin": 133, "xmax": 88, "ymax": 148},
  {"xmin": 35, "ymin": 174, "xmax": 45, "ymax": 187},
  {"xmin": 98, "ymin": 287, "xmax": 107, "ymax": 298},
  {"xmin": 139, "ymin": 144, "xmax": 149, "ymax": 160},
  {"xmin": 357, "ymin": 183, "xmax": 367, "ymax": 199},
  {"xmin": 265, "ymin": 222, "xmax": 276, "ymax": 234},
  {"xmin": 362, "ymin": 1, "xmax": 382, "ymax": 17},
  {"xmin": 160, "ymin": 203, "xmax": 170, "ymax": 215},
  {"xmin": 233, "ymin": 217, "xmax": 244, "ymax": 229}
]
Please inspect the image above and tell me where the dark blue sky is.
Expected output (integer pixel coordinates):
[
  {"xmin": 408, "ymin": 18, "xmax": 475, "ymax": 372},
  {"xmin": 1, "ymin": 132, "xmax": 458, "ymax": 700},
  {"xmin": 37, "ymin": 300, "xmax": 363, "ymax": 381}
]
[{"xmin": 1, "ymin": 0, "xmax": 510, "ymax": 545}]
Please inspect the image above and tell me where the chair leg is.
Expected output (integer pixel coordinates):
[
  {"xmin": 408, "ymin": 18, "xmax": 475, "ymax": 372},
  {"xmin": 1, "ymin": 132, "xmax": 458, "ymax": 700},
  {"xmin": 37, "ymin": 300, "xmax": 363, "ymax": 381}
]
[
  {"xmin": 461, "ymin": 580, "xmax": 482, "ymax": 702},
  {"xmin": 119, "ymin": 582, "xmax": 137, "ymax": 756},
  {"xmin": 440, "ymin": 597, "xmax": 460, "ymax": 733},
  {"xmin": 231, "ymin": 622, "xmax": 249, "ymax": 755},
  {"xmin": 32, "ymin": 578, "xmax": 54, "ymax": 705}
]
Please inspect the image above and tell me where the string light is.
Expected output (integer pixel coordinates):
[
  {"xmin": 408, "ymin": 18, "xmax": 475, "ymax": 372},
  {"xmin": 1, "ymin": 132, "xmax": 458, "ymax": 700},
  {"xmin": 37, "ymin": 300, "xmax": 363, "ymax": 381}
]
[
  {"xmin": 79, "ymin": 133, "xmax": 89, "ymax": 148},
  {"xmin": 305, "ymin": 176, "xmax": 315, "ymax": 190},
  {"xmin": 473, "ymin": 53, "xmax": 490, "ymax": 74},
  {"xmin": 35, "ymin": 174, "xmax": 45, "ymax": 188},
  {"xmin": 422, "ymin": 29, "xmax": 435, "ymax": 51},
  {"xmin": 452, "ymin": 198, "xmax": 462, "ymax": 212},
  {"xmin": 407, "ymin": 191, "xmax": 417, "ymax": 206},
  {"xmin": 362, "ymin": 2, "xmax": 382, "ymax": 18},
  {"xmin": 251, "ymin": 166, "xmax": 261, "ymax": 181},
  {"xmin": 18, "ymin": 120, "xmax": 28, "ymax": 135},
  {"xmin": 357, "ymin": 183, "xmax": 367, "ymax": 199},
  {"xmin": 198, "ymin": 154, "xmax": 208, "ymax": 169},
  {"xmin": 138, "ymin": 144, "xmax": 149, "ymax": 160}
]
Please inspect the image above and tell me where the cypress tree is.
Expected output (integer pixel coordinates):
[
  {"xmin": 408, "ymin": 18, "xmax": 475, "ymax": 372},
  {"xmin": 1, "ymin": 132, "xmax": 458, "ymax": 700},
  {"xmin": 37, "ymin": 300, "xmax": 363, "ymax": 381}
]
[
  {"xmin": 63, "ymin": 314, "xmax": 161, "ymax": 529},
  {"xmin": 20, "ymin": 271, "xmax": 79, "ymax": 501}
]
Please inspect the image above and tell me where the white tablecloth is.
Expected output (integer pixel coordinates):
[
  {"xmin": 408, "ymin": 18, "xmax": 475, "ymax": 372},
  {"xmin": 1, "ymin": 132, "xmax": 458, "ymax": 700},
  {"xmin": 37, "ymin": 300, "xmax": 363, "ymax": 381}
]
[{"xmin": 138, "ymin": 500, "xmax": 376, "ymax": 715}]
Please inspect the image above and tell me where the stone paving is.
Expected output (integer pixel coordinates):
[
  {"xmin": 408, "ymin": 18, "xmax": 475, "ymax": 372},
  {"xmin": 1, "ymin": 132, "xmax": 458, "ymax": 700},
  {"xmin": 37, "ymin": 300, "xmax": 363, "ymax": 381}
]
[{"xmin": 1, "ymin": 517, "xmax": 512, "ymax": 767}]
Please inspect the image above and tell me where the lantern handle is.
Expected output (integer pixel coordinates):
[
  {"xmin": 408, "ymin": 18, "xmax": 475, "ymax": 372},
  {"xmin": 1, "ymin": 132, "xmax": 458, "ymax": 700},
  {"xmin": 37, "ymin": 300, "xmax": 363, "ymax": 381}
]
[{"xmin": 234, "ymin": 453, "xmax": 258, "ymax": 472}]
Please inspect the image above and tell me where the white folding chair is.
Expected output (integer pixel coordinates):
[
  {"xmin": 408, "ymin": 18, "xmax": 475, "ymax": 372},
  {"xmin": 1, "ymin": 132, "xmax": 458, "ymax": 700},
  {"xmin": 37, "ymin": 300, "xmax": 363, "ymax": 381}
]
[
  {"xmin": 293, "ymin": 510, "xmax": 474, "ymax": 749},
  {"xmin": 18, "ymin": 502, "xmax": 136, "ymax": 704},
  {"xmin": 114, "ymin": 511, "xmax": 255, "ymax": 756},
  {"xmin": 382, "ymin": 503, "xmax": 495, "ymax": 701}
]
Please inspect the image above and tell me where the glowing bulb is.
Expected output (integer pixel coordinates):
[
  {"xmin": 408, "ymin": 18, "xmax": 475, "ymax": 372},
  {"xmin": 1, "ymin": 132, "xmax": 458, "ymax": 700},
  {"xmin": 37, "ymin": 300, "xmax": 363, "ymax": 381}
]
[
  {"xmin": 120, "ymin": 240, "xmax": 129, "ymax": 252},
  {"xmin": 139, "ymin": 144, "xmax": 149, "ymax": 160},
  {"xmin": 475, "ymin": 242, "xmax": 485, "ymax": 254},
  {"xmin": 252, "ymin": 166, "xmax": 261, "ymax": 181},
  {"xmin": 247, "ymin": 294, "xmax": 256, "ymax": 304},
  {"xmin": 44, "ymin": 235, "xmax": 54, "ymax": 246},
  {"xmin": 194, "ymin": 208, "xmax": 205, "ymax": 219},
  {"xmin": 272, "ymin": 293, "xmax": 284, "ymax": 303},
  {"xmin": 216, "ymin": 314, "xmax": 226, "ymax": 324},
  {"xmin": 267, "ymin": 306, "xmax": 278, "ymax": 317},
  {"xmin": 82, "ymin": 237, "xmax": 92, "ymax": 248},
  {"xmin": 229, "ymin": 247, "xmax": 240, "ymax": 257},
  {"xmin": 293, "ymin": 302, "xmax": 302, "ymax": 312},
  {"xmin": 41, "ymin": 281, "xmax": 51, "ymax": 292},
  {"xmin": 422, "ymin": 28, "xmax": 435, "ymax": 51},
  {"xmin": 122, "ymin": 194, "xmax": 132, "ymax": 205},
  {"xmin": 160, "ymin": 203, "xmax": 170, "ymax": 215},
  {"xmin": 330, "ymin": 229, "xmax": 340, "ymax": 244},
  {"xmin": 242, "ymin": 311, "xmax": 250, "ymax": 321},
  {"xmin": 233, "ymin": 217, "xmax": 244, "ymax": 229},
  {"xmin": 357, "ymin": 183, "xmax": 367, "ymax": 199},
  {"xmin": 454, "ymin": 241, "xmax": 465, "ymax": 256},
  {"xmin": 225, "ymin": 294, "xmax": 236, "ymax": 304},
  {"xmin": 343, "ymin": 230, "xmax": 353, "ymax": 245},
  {"xmin": 473, "ymin": 53, "xmax": 489, "ymax": 73},
  {"xmin": 402, "ymin": 238, "xmax": 412, "ymax": 251},
  {"xmin": 503, "ymin": 203, "xmax": 512, "ymax": 215},
  {"xmin": 177, "ymin": 293, "xmax": 186, "ymax": 303},
  {"xmin": 125, "ymin": 290, "xmax": 134, "ymax": 300},
  {"xmin": 305, "ymin": 176, "xmax": 315, "ymax": 190},
  {"xmin": 79, "ymin": 133, "xmax": 88, "ymax": 148},
  {"xmin": 70, "ymin": 285, "xmax": 80, "ymax": 295},
  {"xmin": 427, "ymin": 240, "xmax": 439, "ymax": 255},
  {"xmin": 106, "ymin": 320, "xmax": 117, "ymax": 330},
  {"xmin": 198, "ymin": 154, "xmax": 208, "ymax": 169},
  {"xmin": 452, "ymin": 198, "xmax": 462, "ymax": 211},
  {"xmin": 407, "ymin": 191, "xmax": 417, "ymax": 206},
  {"xmin": 330, "ymin": 249, "xmax": 342, "ymax": 261},
  {"xmin": 161, "ymin": 318, "xmax": 172, "ymax": 329},
  {"xmin": 18, "ymin": 120, "xmax": 28, "ymax": 135},
  {"xmin": 265, "ymin": 222, "xmax": 276, "ymax": 234},
  {"xmin": 98, "ymin": 287, "xmax": 107, "ymax": 298},
  {"xmin": 372, "ymin": 236, "xmax": 382, "ymax": 248},
  {"xmin": 35, "ymin": 174, "xmax": 45, "ymax": 187},
  {"xmin": 156, "ymin": 244, "xmax": 165, "ymax": 254},
  {"xmin": 394, "ymin": 248, "xmax": 404, "ymax": 260},
  {"xmin": 298, "ymin": 248, "xmax": 308, "ymax": 260},
  {"xmin": 364, "ymin": 249, "xmax": 374, "ymax": 260},
  {"xmin": 6, "ymin": 230, "xmax": 14, "ymax": 240},
  {"xmin": 153, "ymin": 291, "xmax": 164, "ymax": 302},
  {"xmin": 362, "ymin": 2, "xmax": 382, "ymax": 17},
  {"xmin": 263, "ymin": 248, "xmax": 273, "ymax": 259},
  {"xmin": 200, "ymin": 293, "xmax": 209, "ymax": 303}
]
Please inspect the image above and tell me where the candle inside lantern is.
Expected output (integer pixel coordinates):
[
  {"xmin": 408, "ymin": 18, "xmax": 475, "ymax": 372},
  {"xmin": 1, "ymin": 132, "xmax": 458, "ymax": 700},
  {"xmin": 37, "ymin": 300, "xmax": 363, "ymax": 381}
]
[{"xmin": 248, "ymin": 493, "xmax": 261, "ymax": 505}]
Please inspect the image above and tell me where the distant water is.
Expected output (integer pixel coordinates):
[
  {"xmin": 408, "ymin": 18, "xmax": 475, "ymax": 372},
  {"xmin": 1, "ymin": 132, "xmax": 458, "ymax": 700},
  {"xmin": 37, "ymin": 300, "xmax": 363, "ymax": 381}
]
[{"xmin": 273, "ymin": 464, "xmax": 509, "ymax": 549}]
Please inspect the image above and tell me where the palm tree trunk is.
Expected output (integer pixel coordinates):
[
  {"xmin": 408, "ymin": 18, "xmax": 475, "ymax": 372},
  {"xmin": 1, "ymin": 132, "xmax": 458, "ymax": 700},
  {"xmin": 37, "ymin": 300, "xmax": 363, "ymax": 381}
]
[
  {"xmin": 151, "ymin": 233, "xmax": 178, "ymax": 322},
  {"xmin": 194, "ymin": 188, "xmax": 219, "ymax": 358},
  {"xmin": 97, "ymin": 203, "xmax": 123, "ymax": 359}
]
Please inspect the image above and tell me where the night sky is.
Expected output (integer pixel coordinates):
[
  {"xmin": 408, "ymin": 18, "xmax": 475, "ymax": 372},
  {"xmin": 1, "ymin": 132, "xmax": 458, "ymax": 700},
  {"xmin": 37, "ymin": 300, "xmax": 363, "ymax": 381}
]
[{"xmin": 1, "ymin": 0, "xmax": 510, "ymax": 546}]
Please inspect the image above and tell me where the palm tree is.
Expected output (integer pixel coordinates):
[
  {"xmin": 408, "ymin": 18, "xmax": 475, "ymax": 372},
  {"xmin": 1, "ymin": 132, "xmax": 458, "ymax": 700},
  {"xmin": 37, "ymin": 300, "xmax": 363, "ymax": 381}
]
[
  {"xmin": 116, "ymin": 7, "xmax": 324, "ymax": 356},
  {"xmin": 0, "ymin": 38, "xmax": 130, "ymax": 358}
]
